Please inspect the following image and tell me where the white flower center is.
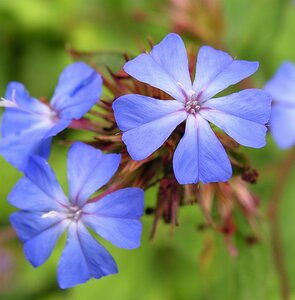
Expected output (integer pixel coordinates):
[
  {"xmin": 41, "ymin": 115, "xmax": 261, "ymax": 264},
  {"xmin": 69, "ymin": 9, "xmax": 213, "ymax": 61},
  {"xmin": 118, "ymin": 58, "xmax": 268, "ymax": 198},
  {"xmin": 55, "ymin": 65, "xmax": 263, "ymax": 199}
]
[
  {"xmin": 177, "ymin": 83, "xmax": 201, "ymax": 115},
  {"xmin": 67, "ymin": 205, "xmax": 82, "ymax": 221},
  {"xmin": 184, "ymin": 98, "xmax": 201, "ymax": 115},
  {"xmin": 0, "ymin": 89, "xmax": 59, "ymax": 124},
  {"xmin": 41, "ymin": 205, "xmax": 82, "ymax": 222}
]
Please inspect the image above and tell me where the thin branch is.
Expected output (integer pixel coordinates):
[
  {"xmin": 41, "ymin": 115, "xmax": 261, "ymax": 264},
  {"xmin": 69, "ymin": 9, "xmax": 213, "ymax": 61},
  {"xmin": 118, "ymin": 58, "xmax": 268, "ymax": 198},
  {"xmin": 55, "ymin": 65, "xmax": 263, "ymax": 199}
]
[{"xmin": 267, "ymin": 147, "xmax": 295, "ymax": 300}]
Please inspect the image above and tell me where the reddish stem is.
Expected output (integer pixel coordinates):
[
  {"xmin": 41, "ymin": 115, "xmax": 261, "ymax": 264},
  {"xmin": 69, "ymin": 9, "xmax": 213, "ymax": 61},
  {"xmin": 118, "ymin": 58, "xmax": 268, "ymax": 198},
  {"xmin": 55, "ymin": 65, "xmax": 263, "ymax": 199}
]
[{"xmin": 69, "ymin": 119, "xmax": 103, "ymax": 132}]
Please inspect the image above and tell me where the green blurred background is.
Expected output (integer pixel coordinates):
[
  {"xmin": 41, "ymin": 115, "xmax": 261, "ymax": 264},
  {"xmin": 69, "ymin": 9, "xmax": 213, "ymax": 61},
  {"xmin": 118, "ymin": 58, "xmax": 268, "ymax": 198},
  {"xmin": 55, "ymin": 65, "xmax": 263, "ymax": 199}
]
[{"xmin": 1, "ymin": 0, "xmax": 295, "ymax": 299}]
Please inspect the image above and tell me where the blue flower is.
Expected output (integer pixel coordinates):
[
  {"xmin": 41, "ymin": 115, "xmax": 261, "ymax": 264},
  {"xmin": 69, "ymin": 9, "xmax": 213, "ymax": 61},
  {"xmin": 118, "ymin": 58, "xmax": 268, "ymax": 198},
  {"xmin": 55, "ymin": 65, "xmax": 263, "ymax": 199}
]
[
  {"xmin": 265, "ymin": 62, "xmax": 295, "ymax": 149},
  {"xmin": 9, "ymin": 142, "xmax": 144, "ymax": 289},
  {"xmin": 113, "ymin": 33, "xmax": 271, "ymax": 184},
  {"xmin": 0, "ymin": 62, "xmax": 102, "ymax": 171}
]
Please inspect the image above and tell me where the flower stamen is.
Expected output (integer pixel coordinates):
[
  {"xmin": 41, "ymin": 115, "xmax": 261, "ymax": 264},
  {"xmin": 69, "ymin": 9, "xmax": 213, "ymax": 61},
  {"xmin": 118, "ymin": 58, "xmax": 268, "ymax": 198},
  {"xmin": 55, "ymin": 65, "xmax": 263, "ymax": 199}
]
[
  {"xmin": 185, "ymin": 99, "xmax": 201, "ymax": 114},
  {"xmin": 67, "ymin": 205, "xmax": 82, "ymax": 221}
]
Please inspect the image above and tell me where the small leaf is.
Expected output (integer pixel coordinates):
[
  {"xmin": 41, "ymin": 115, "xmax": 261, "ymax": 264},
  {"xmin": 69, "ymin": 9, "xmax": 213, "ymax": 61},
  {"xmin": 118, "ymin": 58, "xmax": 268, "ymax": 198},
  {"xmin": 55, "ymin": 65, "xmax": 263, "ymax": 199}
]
[{"xmin": 68, "ymin": 47, "xmax": 126, "ymax": 76}]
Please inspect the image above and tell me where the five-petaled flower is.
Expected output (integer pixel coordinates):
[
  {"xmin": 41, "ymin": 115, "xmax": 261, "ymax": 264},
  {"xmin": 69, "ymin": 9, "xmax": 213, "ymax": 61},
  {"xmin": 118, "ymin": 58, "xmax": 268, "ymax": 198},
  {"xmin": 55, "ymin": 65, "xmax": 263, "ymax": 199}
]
[
  {"xmin": 265, "ymin": 62, "xmax": 295, "ymax": 149},
  {"xmin": 0, "ymin": 62, "xmax": 102, "ymax": 171},
  {"xmin": 9, "ymin": 142, "xmax": 144, "ymax": 289},
  {"xmin": 113, "ymin": 33, "xmax": 272, "ymax": 184}
]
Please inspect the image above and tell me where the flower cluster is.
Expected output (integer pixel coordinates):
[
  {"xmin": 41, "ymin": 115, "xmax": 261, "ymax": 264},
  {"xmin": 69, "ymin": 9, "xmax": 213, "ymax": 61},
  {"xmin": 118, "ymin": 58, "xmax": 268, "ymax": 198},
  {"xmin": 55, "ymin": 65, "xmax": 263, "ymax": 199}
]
[
  {"xmin": 113, "ymin": 33, "xmax": 271, "ymax": 184},
  {"xmin": 1, "ymin": 32, "xmax": 293, "ymax": 288},
  {"xmin": 0, "ymin": 62, "xmax": 144, "ymax": 288}
]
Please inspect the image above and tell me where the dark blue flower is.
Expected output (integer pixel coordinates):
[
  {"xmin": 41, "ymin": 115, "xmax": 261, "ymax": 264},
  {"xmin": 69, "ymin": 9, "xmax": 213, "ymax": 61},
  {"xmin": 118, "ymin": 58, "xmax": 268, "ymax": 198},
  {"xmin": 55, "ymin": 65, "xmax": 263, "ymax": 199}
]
[
  {"xmin": 113, "ymin": 33, "xmax": 271, "ymax": 184},
  {"xmin": 9, "ymin": 142, "xmax": 144, "ymax": 288},
  {"xmin": 0, "ymin": 62, "xmax": 102, "ymax": 171},
  {"xmin": 265, "ymin": 62, "xmax": 295, "ymax": 148}
]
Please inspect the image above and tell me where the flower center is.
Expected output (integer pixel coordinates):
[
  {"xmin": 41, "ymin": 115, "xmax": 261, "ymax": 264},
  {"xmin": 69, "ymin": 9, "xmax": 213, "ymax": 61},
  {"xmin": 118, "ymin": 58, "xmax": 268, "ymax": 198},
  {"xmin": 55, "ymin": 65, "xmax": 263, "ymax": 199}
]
[
  {"xmin": 185, "ymin": 99, "xmax": 201, "ymax": 115},
  {"xmin": 1, "ymin": 89, "xmax": 59, "ymax": 124},
  {"xmin": 67, "ymin": 205, "xmax": 82, "ymax": 221},
  {"xmin": 41, "ymin": 205, "xmax": 82, "ymax": 222},
  {"xmin": 177, "ymin": 83, "xmax": 201, "ymax": 115}
]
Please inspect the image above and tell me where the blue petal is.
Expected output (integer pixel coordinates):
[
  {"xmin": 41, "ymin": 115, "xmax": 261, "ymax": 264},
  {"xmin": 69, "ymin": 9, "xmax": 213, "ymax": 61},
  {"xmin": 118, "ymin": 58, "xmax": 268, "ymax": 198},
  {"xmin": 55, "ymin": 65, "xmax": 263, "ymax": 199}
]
[
  {"xmin": 200, "ymin": 89, "xmax": 271, "ymax": 148},
  {"xmin": 2, "ymin": 82, "xmax": 55, "ymax": 137},
  {"xmin": 67, "ymin": 142, "xmax": 121, "ymax": 206},
  {"xmin": 0, "ymin": 81, "xmax": 61, "ymax": 171},
  {"xmin": 202, "ymin": 89, "xmax": 271, "ymax": 123},
  {"xmin": 57, "ymin": 222, "xmax": 118, "ymax": 289},
  {"xmin": 193, "ymin": 46, "xmax": 259, "ymax": 101},
  {"xmin": 124, "ymin": 33, "xmax": 192, "ymax": 102},
  {"xmin": 82, "ymin": 188, "xmax": 144, "ymax": 249},
  {"xmin": 173, "ymin": 115, "xmax": 232, "ymax": 184},
  {"xmin": 270, "ymin": 105, "xmax": 295, "ymax": 149},
  {"xmin": 24, "ymin": 155, "xmax": 69, "ymax": 206},
  {"xmin": 0, "ymin": 127, "xmax": 53, "ymax": 171},
  {"xmin": 10, "ymin": 211, "xmax": 68, "ymax": 267},
  {"xmin": 43, "ymin": 119, "xmax": 72, "ymax": 139},
  {"xmin": 50, "ymin": 62, "xmax": 102, "ymax": 120},
  {"xmin": 2, "ymin": 109, "xmax": 44, "ymax": 138},
  {"xmin": 9, "ymin": 178, "xmax": 65, "ymax": 211},
  {"xmin": 265, "ymin": 62, "xmax": 295, "ymax": 104},
  {"xmin": 113, "ymin": 94, "xmax": 185, "ymax": 131},
  {"xmin": 113, "ymin": 95, "xmax": 187, "ymax": 160},
  {"xmin": 35, "ymin": 137, "xmax": 52, "ymax": 159}
]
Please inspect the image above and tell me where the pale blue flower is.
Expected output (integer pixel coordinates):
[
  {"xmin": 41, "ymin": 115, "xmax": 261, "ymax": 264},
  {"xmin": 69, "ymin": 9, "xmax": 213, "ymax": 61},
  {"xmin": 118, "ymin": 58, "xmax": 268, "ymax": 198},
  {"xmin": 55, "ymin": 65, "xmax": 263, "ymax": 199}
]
[
  {"xmin": 265, "ymin": 62, "xmax": 295, "ymax": 148},
  {"xmin": 9, "ymin": 142, "xmax": 144, "ymax": 288},
  {"xmin": 0, "ymin": 62, "xmax": 102, "ymax": 171},
  {"xmin": 113, "ymin": 33, "xmax": 271, "ymax": 184}
]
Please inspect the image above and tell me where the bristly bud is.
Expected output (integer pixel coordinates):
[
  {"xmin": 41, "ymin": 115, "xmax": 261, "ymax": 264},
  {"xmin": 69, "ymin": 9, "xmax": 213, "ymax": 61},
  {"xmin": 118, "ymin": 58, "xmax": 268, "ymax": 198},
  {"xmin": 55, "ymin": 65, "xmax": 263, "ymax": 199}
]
[
  {"xmin": 168, "ymin": 0, "xmax": 224, "ymax": 47},
  {"xmin": 150, "ymin": 175, "xmax": 182, "ymax": 239}
]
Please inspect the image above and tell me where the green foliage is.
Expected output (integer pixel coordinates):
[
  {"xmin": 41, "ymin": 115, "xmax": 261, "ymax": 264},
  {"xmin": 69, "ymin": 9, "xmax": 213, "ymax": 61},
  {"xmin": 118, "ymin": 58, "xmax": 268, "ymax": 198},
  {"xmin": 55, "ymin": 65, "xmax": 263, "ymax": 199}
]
[{"xmin": 69, "ymin": 49, "xmax": 126, "ymax": 74}]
